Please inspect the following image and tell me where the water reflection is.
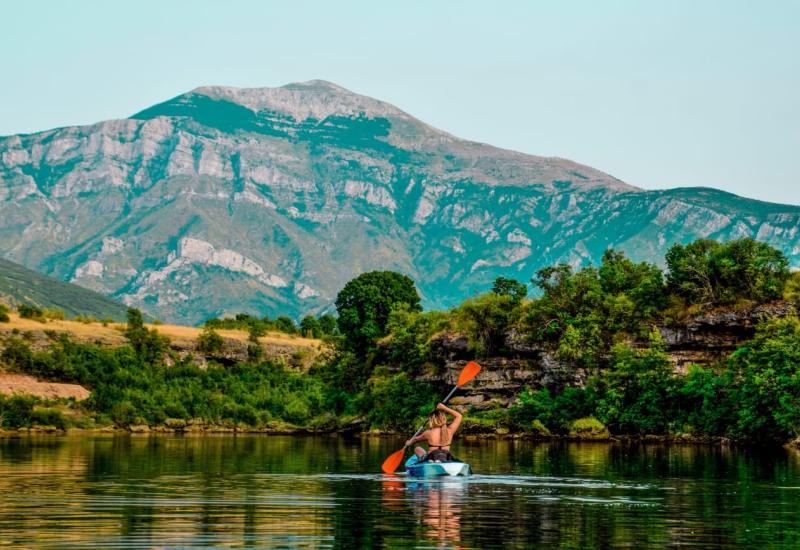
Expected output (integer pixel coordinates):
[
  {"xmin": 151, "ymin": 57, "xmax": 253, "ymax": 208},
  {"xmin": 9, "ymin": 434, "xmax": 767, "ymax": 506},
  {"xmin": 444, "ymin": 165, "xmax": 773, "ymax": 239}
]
[
  {"xmin": 0, "ymin": 435, "xmax": 798, "ymax": 548},
  {"xmin": 382, "ymin": 478, "xmax": 465, "ymax": 548}
]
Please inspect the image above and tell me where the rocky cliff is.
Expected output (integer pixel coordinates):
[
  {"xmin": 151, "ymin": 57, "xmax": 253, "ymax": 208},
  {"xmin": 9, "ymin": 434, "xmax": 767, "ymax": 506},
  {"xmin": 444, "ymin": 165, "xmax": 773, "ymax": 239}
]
[
  {"xmin": 2, "ymin": 80, "xmax": 800, "ymax": 324},
  {"xmin": 423, "ymin": 301, "xmax": 796, "ymax": 408}
]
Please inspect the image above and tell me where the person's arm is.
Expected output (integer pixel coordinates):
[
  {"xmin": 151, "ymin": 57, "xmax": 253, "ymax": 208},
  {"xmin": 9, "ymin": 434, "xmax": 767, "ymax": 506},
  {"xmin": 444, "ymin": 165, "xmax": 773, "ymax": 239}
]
[
  {"xmin": 406, "ymin": 430, "xmax": 429, "ymax": 447},
  {"xmin": 437, "ymin": 403, "xmax": 463, "ymax": 433}
]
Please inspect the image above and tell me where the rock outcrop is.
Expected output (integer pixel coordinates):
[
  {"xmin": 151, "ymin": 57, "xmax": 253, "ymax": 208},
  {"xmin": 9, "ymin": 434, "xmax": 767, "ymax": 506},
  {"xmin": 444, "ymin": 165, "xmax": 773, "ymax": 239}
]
[
  {"xmin": 420, "ymin": 301, "xmax": 796, "ymax": 407},
  {"xmin": 658, "ymin": 301, "xmax": 796, "ymax": 371}
]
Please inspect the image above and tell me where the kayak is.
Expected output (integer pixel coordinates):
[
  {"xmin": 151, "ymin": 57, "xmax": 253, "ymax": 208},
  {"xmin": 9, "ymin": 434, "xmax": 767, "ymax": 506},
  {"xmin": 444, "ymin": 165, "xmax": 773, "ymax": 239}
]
[{"xmin": 406, "ymin": 461, "xmax": 472, "ymax": 477}]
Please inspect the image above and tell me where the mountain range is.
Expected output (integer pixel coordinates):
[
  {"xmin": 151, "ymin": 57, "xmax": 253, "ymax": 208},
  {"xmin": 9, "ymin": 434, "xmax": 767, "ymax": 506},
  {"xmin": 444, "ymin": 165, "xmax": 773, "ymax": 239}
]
[{"xmin": 1, "ymin": 80, "xmax": 799, "ymax": 324}]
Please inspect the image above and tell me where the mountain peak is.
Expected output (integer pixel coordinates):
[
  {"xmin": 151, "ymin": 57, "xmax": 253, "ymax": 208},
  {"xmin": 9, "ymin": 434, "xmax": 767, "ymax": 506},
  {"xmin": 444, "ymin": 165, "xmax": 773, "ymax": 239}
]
[{"xmin": 189, "ymin": 80, "xmax": 408, "ymax": 122}]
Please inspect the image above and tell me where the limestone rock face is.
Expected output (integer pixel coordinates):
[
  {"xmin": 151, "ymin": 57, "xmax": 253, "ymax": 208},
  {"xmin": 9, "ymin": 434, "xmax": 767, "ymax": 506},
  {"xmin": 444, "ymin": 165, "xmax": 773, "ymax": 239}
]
[
  {"xmin": 658, "ymin": 300, "xmax": 796, "ymax": 370},
  {"xmin": 2, "ymin": 80, "xmax": 800, "ymax": 323},
  {"xmin": 423, "ymin": 301, "xmax": 795, "ymax": 407}
]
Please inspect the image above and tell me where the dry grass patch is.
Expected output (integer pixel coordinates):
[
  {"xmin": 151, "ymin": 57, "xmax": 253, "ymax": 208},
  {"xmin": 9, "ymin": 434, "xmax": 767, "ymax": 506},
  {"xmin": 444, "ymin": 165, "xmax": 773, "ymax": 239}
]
[{"xmin": 0, "ymin": 313, "xmax": 126, "ymax": 345}]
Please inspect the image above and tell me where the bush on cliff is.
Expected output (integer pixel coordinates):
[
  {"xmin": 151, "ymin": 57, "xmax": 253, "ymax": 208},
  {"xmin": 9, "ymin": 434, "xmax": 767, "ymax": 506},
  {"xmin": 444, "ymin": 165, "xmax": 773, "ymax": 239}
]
[
  {"xmin": 383, "ymin": 305, "xmax": 451, "ymax": 371},
  {"xmin": 666, "ymin": 238, "xmax": 788, "ymax": 307},
  {"xmin": 454, "ymin": 292, "xmax": 520, "ymax": 356},
  {"xmin": 522, "ymin": 250, "xmax": 666, "ymax": 366},
  {"xmin": 197, "ymin": 327, "xmax": 224, "ymax": 354}
]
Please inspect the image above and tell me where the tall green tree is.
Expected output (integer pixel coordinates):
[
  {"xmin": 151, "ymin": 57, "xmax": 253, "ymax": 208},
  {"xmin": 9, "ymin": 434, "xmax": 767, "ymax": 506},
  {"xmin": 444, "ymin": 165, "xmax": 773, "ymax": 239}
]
[
  {"xmin": 335, "ymin": 271, "xmax": 421, "ymax": 355},
  {"xmin": 124, "ymin": 307, "xmax": 167, "ymax": 364},
  {"xmin": 491, "ymin": 277, "xmax": 528, "ymax": 304}
]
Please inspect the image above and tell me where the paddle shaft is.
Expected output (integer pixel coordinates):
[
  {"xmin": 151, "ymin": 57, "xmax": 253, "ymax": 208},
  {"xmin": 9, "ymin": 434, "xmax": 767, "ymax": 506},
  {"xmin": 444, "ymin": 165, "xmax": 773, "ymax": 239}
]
[{"xmin": 404, "ymin": 384, "xmax": 460, "ymax": 448}]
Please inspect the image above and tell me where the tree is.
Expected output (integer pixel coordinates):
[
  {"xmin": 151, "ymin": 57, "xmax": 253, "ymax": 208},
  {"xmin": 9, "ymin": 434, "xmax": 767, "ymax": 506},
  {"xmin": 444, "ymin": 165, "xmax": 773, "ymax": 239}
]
[
  {"xmin": 598, "ymin": 249, "xmax": 666, "ymax": 316},
  {"xmin": 318, "ymin": 314, "xmax": 338, "ymax": 336},
  {"xmin": 727, "ymin": 317, "xmax": 800, "ymax": 441},
  {"xmin": 666, "ymin": 238, "xmax": 788, "ymax": 306},
  {"xmin": 124, "ymin": 307, "xmax": 167, "ymax": 363},
  {"xmin": 0, "ymin": 304, "xmax": 9, "ymax": 323},
  {"xmin": 492, "ymin": 277, "xmax": 528, "ymax": 304},
  {"xmin": 274, "ymin": 316, "xmax": 297, "ymax": 334},
  {"xmin": 18, "ymin": 303, "xmax": 42, "ymax": 319},
  {"xmin": 335, "ymin": 271, "xmax": 421, "ymax": 354},
  {"xmin": 455, "ymin": 293, "xmax": 518, "ymax": 355},
  {"xmin": 300, "ymin": 315, "xmax": 322, "ymax": 338}
]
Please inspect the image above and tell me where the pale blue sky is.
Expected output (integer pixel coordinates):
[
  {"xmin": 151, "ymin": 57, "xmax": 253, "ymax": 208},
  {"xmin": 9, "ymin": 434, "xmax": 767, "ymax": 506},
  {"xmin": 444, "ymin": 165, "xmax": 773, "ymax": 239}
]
[{"xmin": 3, "ymin": 1, "xmax": 798, "ymax": 204}]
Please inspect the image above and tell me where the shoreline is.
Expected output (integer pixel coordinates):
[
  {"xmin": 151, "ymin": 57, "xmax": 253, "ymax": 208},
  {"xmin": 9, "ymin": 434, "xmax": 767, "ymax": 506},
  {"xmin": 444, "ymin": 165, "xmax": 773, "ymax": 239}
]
[{"xmin": 2, "ymin": 425, "xmax": 797, "ymax": 450}]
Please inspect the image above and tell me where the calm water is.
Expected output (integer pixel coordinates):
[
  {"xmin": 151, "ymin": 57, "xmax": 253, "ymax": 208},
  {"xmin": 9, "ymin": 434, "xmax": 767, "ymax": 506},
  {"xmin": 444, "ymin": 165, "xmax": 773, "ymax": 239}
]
[{"xmin": 0, "ymin": 435, "xmax": 798, "ymax": 549}]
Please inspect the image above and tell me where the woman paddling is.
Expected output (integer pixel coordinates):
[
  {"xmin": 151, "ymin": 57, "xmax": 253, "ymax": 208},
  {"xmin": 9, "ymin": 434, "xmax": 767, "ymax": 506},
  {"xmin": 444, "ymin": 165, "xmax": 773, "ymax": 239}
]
[{"xmin": 406, "ymin": 403, "xmax": 463, "ymax": 463}]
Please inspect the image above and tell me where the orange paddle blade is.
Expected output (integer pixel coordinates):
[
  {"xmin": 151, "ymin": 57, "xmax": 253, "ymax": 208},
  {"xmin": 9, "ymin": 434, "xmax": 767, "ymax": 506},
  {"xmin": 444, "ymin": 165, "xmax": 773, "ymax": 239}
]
[
  {"xmin": 456, "ymin": 361, "xmax": 481, "ymax": 387},
  {"xmin": 381, "ymin": 448, "xmax": 406, "ymax": 474}
]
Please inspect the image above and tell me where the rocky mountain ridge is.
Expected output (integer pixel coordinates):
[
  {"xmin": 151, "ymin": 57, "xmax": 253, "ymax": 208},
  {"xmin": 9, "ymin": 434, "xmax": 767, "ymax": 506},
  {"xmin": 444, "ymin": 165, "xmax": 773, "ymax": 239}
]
[{"xmin": 1, "ymin": 80, "xmax": 799, "ymax": 323}]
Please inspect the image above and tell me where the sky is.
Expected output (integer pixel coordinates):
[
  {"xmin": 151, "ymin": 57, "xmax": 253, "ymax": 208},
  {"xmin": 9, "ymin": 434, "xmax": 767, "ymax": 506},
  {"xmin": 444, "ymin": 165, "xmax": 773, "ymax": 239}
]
[{"xmin": 2, "ymin": 0, "xmax": 798, "ymax": 205}]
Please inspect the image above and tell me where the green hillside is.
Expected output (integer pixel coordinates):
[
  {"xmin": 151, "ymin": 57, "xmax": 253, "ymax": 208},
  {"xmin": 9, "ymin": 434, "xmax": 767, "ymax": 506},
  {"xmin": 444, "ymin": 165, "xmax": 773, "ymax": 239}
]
[{"xmin": 0, "ymin": 258, "xmax": 128, "ymax": 320}]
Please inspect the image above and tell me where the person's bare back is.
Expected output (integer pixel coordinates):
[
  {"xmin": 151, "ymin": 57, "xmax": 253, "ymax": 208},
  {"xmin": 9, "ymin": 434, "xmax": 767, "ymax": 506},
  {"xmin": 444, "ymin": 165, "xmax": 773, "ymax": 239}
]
[{"xmin": 407, "ymin": 403, "xmax": 463, "ymax": 461}]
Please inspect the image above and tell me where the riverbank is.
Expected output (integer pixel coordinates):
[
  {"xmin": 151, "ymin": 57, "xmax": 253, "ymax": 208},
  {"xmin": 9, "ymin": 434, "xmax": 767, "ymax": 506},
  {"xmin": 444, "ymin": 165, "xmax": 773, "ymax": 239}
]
[{"xmin": 2, "ymin": 423, "xmax": 796, "ymax": 451}]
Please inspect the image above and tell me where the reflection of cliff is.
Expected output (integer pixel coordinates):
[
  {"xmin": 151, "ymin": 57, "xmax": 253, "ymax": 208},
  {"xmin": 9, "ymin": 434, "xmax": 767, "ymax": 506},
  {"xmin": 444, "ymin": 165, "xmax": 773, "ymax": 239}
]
[{"xmin": 421, "ymin": 301, "xmax": 796, "ymax": 408}]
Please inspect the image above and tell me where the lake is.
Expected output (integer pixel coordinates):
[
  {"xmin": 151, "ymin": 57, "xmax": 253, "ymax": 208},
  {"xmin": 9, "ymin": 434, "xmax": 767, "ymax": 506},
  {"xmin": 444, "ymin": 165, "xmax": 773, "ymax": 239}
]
[{"xmin": 0, "ymin": 435, "xmax": 798, "ymax": 548}]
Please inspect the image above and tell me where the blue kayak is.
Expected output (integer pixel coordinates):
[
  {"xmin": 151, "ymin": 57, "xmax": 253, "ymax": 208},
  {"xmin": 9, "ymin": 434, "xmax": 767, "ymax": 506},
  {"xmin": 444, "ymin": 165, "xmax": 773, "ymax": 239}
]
[{"xmin": 406, "ymin": 460, "xmax": 472, "ymax": 477}]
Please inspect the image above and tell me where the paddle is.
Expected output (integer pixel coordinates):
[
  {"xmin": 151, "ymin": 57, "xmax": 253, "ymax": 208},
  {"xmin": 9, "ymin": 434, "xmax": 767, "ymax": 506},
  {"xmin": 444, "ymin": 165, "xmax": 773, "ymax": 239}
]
[{"xmin": 381, "ymin": 360, "xmax": 482, "ymax": 474}]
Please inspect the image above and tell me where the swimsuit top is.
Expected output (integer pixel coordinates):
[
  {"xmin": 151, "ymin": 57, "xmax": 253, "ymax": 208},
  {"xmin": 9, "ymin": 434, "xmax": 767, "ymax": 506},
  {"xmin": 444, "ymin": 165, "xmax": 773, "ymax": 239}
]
[{"xmin": 428, "ymin": 427, "xmax": 452, "ymax": 450}]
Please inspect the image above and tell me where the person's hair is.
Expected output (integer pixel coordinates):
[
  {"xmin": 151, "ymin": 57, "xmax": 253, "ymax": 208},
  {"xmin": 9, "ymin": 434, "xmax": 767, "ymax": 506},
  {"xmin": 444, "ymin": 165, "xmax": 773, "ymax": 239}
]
[{"xmin": 428, "ymin": 410, "xmax": 449, "ymax": 445}]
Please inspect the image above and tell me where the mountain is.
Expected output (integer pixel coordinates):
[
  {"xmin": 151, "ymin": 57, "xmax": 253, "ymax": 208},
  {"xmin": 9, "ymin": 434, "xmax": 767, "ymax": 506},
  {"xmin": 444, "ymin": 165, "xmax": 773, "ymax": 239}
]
[
  {"xmin": 1, "ymin": 80, "xmax": 799, "ymax": 324},
  {"xmin": 0, "ymin": 257, "xmax": 128, "ymax": 320}
]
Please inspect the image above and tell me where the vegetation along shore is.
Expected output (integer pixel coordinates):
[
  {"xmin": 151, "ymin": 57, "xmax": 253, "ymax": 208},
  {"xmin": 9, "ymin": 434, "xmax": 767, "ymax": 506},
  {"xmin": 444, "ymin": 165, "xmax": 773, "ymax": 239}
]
[{"xmin": 1, "ymin": 237, "xmax": 799, "ymax": 449}]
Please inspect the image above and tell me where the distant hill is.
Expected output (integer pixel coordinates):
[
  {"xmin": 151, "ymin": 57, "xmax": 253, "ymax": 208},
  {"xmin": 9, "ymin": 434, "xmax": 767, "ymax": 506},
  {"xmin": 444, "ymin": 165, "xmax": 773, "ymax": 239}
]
[
  {"xmin": 0, "ymin": 258, "xmax": 128, "ymax": 320},
  {"xmin": 1, "ymin": 80, "xmax": 799, "ymax": 324}
]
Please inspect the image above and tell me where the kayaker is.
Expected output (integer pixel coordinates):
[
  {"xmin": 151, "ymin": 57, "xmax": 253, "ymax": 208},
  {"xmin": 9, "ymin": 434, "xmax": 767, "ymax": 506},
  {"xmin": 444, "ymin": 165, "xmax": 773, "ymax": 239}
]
[{"xmin": 405, "ymin": 403, "xmax": 463, "ymax": 462}]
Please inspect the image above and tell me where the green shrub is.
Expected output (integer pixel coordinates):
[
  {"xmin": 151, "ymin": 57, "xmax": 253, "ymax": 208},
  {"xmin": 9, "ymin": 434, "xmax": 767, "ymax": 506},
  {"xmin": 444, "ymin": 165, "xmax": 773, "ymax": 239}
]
[
  {"xmin": 248, "ymin": 324, "xmax": 265, "ymax": 342},
  {"xmin": 74, "ymin": 315, "xmax": 99, "ymax": 324},
  {"xmin": 454, "ymin": 292, "xmax": 518, "ymax": 355},
  {"xmin": 247, "ymin": 343, "xmax": 263, "ymax": 362},
  {"xmin": 299, "ymin": 315, "xmax": 322, "ymax": 338},
  {"xmin": 1, "ymin": 338, "xmax": 34, "ymax": 372},
  {"xmin": 509, "ymin": 387, "xmax": 591, "ymax": 432},
  {"xmin": 383, "ymin": 305, "xmax": 451, "ymax": 372},
  {"xmin": 568, "ymin": 417, "xmax": 610, "ymax": 440},
  {"xmin": 492, "ymin": 276, "xmax": 528, "ymax": 303},
  {"xmin": 42, "ymin": 308, "xmax": 65, "ymax": 320},
  {"xmin": 0, "ymin": 304, "xmax": 9, "ymax": 323},
  {"xmin": 784, "ymin": 271, "xmax": 800, "ymax": 309},
  {"xmin": 529, "ymin": 419, "xmax": 551, "ymax": 436},
  {"xmin": 197, "ymin": 327, "xmax": 225, "ymax": 354},
  {"xmin": 31, "ymin": 407, "xmax": 68, "ymax": 430},
  {"xmin": 18, "ymin": 303, "xmax": 43, "ymax": 319},
  {"xmin": 0, "ymin": 394, "xmax": 37, "ymax": 428},
  {"xmin": 592, "ymin": 337, "xmax": 677, "ymax": 435},
  {"xmin": 363, "ymin": 368, "xmax": 438, "ymax": 431},
  {"xmin": 666, "ymin": 238, "xmax": 788, "ymax": 306},
  {"xmin": 726, "ymin": 317, "xmax": 800, "ymax": 441}
]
